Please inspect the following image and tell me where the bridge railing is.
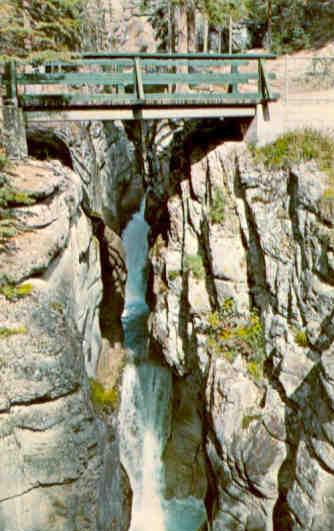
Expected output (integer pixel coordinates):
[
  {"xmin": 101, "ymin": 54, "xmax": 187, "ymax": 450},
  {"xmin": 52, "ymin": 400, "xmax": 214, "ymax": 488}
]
[{"xmin": 0, "ymin": 53, "xmax": 278, "ymax": 109}]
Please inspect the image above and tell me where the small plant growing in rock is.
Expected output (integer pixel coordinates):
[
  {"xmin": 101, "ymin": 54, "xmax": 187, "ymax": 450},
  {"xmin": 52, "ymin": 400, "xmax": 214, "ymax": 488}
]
[
  {"xmin": 0, "ymin": 283, "xmax": 33, "ymax": 301},
  {"xmin": 168, "ymin": 270, "xmax": 180, "ymax": 282},
  {"xmin": 293, "ymin": 327, "xmax": 309, "ymax": 348},
  {"xmin": 242, "ymin": 411, "xmax": 263, "ymax": 430},
  {"xmin": 0, "ymin": 150, "xmax": 9, "ymax": 171},
  {"xmin": 0, "ymin": 326, "xmax": 27, "ymax": 338},
  {"xmin": 207, "ymin": 302, "xmax": 266, "ymax": 381},
  {"xmin": 89, "ymin": 378, "xmax": 119, "ymax": 412},
  {"xmin": 322, "ymin": 187, "xmax": 334, "ymax": 201},
  {"xmin": 209, "ymin": 189, "xmax": 225, "ymax": 224},
  {"xmin": 184, "ymin": 254, "xmax": 205, "ymax": 280},
  {"xmin": 0, "ymin": 175, "xmax": 36, "ymax": 249}
]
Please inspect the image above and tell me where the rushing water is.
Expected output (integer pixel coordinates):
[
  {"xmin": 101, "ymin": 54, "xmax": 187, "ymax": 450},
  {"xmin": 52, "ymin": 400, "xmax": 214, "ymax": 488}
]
[{"xmin": 119, "ymin": 200, "xmax": 207, "ymax": 531}]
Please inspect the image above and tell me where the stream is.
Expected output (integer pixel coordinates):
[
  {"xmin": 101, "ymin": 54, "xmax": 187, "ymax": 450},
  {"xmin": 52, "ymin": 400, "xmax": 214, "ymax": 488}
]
[{"xmin": 119, "ymin": 200, "xmax": 207, "ymax": 531}]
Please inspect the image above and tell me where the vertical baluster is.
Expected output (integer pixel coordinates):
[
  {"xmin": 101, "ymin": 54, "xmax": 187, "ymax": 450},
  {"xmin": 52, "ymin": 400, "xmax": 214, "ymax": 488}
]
[
  {"xmin": 228, "ymin": 61, "xmax": 238, "ymax": 95},
  {"xmin": 134, "ymin": 57, "xmax": 144, "ymax": 100}
]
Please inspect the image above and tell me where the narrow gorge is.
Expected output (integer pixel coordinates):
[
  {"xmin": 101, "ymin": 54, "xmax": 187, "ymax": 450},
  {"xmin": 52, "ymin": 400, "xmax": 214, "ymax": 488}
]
[{"xmin": 2, "ymin": 113, "xmax": 334, "ymax": 531}]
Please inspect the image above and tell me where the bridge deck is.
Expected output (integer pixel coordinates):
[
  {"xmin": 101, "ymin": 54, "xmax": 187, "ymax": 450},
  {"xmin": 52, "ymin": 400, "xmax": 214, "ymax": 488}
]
[{"xmin": 1, "ymin": 52, "xmax": 278, "ymax": 122}]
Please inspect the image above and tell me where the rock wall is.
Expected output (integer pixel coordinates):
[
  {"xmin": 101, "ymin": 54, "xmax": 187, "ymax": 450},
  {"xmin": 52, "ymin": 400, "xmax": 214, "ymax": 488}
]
[
  {"xmin": 0, "ymin": 160, "xmax": 104, "ymax": 530},
  {"xmin": 0, "ymin": 147, "xmax": 136, "ymax": 530},
  {"xmin": 147, "ymin": 137, "xmax": 334, "ymax": 530}
]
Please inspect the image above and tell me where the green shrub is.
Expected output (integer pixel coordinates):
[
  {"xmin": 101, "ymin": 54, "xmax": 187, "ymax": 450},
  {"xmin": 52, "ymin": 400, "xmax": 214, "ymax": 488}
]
[
  {"xmin": 0, "ymin": 219, "xmax": 16, "ymax": 242},
  {"xmin": 207, "ymin": 304, "xmax": 266, "ymax": 380},
  {"xmin": 247, "ymin": 360, "xmax": 263, "ymax": 381},
  {"xmin": 250, "ymin": 129, "xmax": 334, "ymax": 179},
  {"xmin": 168, "ymin": 270, "xmax": 180, "ymax": 282},
  {"xmin": 293, "ymin": 328, "xmax": 309, "ymax": 348},
  {"xmin": 0, "ymin": 283, "xmax": 33, "ymax": 301},
  {"xmin": 0, "ymin": 326, "xmax": 27, "ymax": 338},
  {"xmin": 89, "ymin": 378, "xmax": 119, "ymax": 411},
  {"xmin": 0, "ymin": 152, "xmax": 9, "ymax": 171},
  {"xmin": 209, "ymin": 189, "xmax": 225, "ymax": 224},
  {"xmin": 0, "ymin": 186, "xmax": 35, "ymax": 208},
  {"xmin": 184, "ymin": 254, "xmax": 205, "ymax": 280}
]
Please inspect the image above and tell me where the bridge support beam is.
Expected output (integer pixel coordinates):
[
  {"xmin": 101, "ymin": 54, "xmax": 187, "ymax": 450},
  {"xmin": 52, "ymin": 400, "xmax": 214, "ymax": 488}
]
[
  {"xmin": 3, "ymin": 105, "xmax": 28, "ymax": 161},
  {"xmin": 3, "ymin": 61, "xmax": 28, "ymax": 161}
]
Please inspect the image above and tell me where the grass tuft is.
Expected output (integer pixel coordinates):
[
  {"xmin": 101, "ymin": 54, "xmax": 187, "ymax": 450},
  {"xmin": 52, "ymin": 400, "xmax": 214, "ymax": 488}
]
[
  {"xmin": 184, "ymin": 254, "xmax": 205, "ymax": 280},
  {"xmin": 209, "ymin": 189, "xmax": 225, "ymax": 224},
  {"xmin": 89, "ymin": 378, "xmax": 119, "ymax": 411},
  {"xmin": 0, "ymin": 326, "xmax": 27, "ymax": 338},
  {"xmin": 293, "ymin": 328, "xmax": 309, "ymax": 348},
  {"xmin": 0, "ymin": 283, "xmax": 33, "ymax": 301},
  {"xmin": 250, "ymin": 128, "xmax": 334, "ymax": 179}
]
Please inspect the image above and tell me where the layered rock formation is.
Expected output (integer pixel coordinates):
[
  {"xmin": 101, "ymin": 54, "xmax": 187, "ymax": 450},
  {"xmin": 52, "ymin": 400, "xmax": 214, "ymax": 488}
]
[
  {"xmin": 0, "ymin": 151, "xmax": 134, "ymax": 530},
  {"xmin": 147, "ymin": 137, "xmax": 334, "ymax": 530}
]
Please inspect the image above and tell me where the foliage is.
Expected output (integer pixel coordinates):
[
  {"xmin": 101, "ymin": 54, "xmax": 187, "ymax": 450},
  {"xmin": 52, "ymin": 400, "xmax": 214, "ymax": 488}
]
[
  {"xmin": 199, "ymin": 0, "xmax": 248, "ymax": 25},
  {"xmin": 0, "ymin": 283, "xmax": 33, "ymax": 301},
  {"xmin": 322, "ymin": 188, "xmax": 334, "ymax": 201},
  {"xmin": 184, "ymin": 253, "xmax": 205, "ymax": 280},
  {"xmin": 0, "ymin": 151, "xmax": 9, "ymax": 172},
  {"xmin": 242, "ymin": 411, "xmax": 262, "ymax": 430},
  {"xmin": 0, "ymin": 0, "xmax": 84, "ymax": 60},
  {"xmin": 250, "ymin": 129, "xmax": 334, "ymax": 179},
  {"xmin": 209, "ymin": 189, "xmax": 225, "ymax": 225},
  {"xmin": 293, "ymin": 327, "xmax": 309, "ymax": 348},
  {"xmin": 0, "ymin": 175, "xmax": 36, "ymax": 248},
  {"xmin": 246, "ymin": 0, "xmax": 334, "ymax": 52},
  {"xmin": 0, "ymin": 187, "xmax": 35, "ymax": 208},
  {"xmin": 0, "ymin": 325, "xmax": 27, "ymax": 338},
  {"xmin": 0, "ymin": 219, "xmax": 16, "ymax": 243},
  {"xmin": 168, "ymin": 270, "xmax": 180, "ymax": 282},
  {"xmin": 207, "ymin": 301, "xmax": 266, "ymax": 381},
  {"xmin": 89, "ymin": 378, "xmax": 119, "ymax": 412}
]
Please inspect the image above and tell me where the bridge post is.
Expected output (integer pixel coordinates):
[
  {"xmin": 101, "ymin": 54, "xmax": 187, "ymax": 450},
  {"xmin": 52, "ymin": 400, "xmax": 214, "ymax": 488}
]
[{"xmin": 2, "ymin": 61, "xmax": 28, "ymax": 161}]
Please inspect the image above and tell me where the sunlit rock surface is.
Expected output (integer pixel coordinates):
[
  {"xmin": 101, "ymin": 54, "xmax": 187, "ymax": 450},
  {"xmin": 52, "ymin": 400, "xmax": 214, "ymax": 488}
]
[
  {"xmin": 0, "ymin": 159, "xmax": 130, "ymax": 530},
  {"xmin": 148, "ymin": 138, "xmax": 334, "ymax": 530}
]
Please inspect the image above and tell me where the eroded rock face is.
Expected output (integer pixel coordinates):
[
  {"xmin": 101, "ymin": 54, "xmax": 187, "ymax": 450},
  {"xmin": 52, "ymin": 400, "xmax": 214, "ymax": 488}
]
[
  {"xmin": 0, "ymin": 160, "xmax": 127, "ymax": 530},
  {"xmin": 148, "ymin": 139, "xmax": 334, "ymax": 530}
]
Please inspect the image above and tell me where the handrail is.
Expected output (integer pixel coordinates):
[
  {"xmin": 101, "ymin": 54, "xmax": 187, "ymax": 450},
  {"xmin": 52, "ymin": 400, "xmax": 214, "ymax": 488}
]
[
  {"xmin": 0, "ymin": 53, "xmax": 279, "ymax": 113},
  {"xmin": 81, "ymin": 52, "xmax": 277, "ymax": 60}
]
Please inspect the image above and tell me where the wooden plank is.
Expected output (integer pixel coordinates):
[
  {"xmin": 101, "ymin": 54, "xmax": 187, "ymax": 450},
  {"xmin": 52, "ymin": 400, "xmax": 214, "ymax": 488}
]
[
  {"xmin": 25, "ymin": 106, "xmax": 256, "ymax": 122},
  {"xmin": 17, "ymin": 72, "xmax": 135, "ymax": 85},
  {"xmin": 141, "ymin": 59, "xmax": 250, "ymax": 67},
  {"xmin": 134, "ymin": 57, "xmax": 144, "ymax": 99},
  {"xmin": 140, "ymin": 107, "xmax": 256, "ymax": 119},
  {"xmin": 141, "ymin": 72, "xmax": 258, "ymax": 84},
  {"xmin": 144, "ymin": 92, "xmax": 260, "ymax": 101},
  {"xmin": 25, "ymin": 109, "xmax": 136, "ymax": 122},
  {"xmin": 16, "ymin": 71, "xmax": 261, "ymax": 88},
  {"xmin": 81, "ymin": 52, "xmax": 277, "ymax": 60},
  {"xmin": 19, "ymin": 94, "xmax": 138, "ymax": 107},
  {"xmin": 45, "ymin": 59, "xmax": 134, "ymax": 67}
]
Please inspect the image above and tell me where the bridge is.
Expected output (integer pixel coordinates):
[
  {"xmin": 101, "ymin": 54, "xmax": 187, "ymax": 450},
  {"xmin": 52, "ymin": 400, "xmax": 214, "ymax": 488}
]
[{"xmin": 1, "ymin": 52, "xmax": 278, "ymax": 158}]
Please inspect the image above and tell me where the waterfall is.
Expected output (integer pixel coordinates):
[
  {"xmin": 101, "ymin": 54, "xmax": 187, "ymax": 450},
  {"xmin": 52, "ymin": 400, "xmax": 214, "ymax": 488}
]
[{"xmin": 119, "ymin": 200, "xmax": 207, "ymax": 531}]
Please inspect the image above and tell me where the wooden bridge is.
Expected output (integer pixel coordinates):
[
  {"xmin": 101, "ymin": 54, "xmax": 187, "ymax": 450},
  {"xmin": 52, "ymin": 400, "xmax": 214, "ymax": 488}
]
[{"xmin": 0, "ymin": 52, "xmax": 278, "ymax": 158}]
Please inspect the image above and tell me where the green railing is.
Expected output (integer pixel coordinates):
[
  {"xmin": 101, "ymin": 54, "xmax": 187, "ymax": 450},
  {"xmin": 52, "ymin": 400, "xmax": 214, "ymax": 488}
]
[{"xmin": 0, "ymin": 52, "xmax": 278, "ymax": 111}]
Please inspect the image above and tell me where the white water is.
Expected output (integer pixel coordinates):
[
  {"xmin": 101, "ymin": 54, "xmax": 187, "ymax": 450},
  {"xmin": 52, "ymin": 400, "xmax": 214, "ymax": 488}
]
[{"xmin": 119, "ymin": 200, "xmax": 207, "ymax": 531}]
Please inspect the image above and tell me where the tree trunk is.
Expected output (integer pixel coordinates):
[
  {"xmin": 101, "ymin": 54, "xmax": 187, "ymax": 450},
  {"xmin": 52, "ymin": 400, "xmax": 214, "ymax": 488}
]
[
  {"xmin": 267, "ymin": 0, "xmax": 273, "ymax": 51},
  {"xmin": 202, "ymin": 14, "xmax": 209, "ymax": 52},
  {"xmin": 187, "ymin": 0, "xmax": 196, "ymax": 53},
  {"xmin": 174, "ymin": 0, "xmax": 188, "ymax": 53}
]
